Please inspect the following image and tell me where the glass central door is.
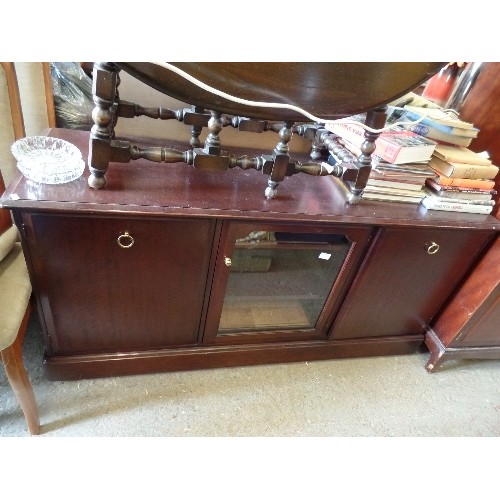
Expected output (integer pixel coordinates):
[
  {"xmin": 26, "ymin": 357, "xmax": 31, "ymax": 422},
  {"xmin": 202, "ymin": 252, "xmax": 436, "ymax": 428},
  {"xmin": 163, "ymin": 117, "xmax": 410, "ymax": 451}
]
[
  {"xmin": 203, "ymin": 222, "xmax": 373, "ymax": 344},
  {"xmin": 219, "ymin": 231, "xmax": 350, "ymax": 332}
]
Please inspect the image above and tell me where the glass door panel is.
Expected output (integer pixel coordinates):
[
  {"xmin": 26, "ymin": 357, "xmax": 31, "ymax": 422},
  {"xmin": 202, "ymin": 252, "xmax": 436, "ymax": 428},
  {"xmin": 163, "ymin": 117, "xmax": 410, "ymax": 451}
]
[
  {"xmin": 201, "ymin": 222, "xmax": 371, "ymax": 342},
  {"xmin": 218, "ymin": 230, "xmax": 351, "ymax": 334},
  {"xmin": 203, "ymin": 222, "xmax": 373, "ymax": 344}
]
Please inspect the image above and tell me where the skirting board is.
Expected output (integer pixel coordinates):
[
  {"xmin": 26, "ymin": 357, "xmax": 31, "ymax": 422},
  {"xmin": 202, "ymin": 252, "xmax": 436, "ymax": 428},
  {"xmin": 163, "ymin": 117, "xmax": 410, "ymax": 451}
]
[{"xmin": 43, "ymin": 334, "xmax": 424, "ymax": 380}]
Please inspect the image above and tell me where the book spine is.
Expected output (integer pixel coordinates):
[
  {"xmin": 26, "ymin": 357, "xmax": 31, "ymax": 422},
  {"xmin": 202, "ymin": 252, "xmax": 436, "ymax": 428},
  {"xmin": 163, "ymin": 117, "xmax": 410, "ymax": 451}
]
[
  {"xmin": 362, "ymin": 193, "xmax": 422, "ymax": 203},
  {"xmin": 431, "ymin": 157, "xmax": 499, "ymax": 179},
  {"xmin": 434, "ymin": 147, "xmax": 493, "ymax": 166},
  {"xmin": 438, "ymin": 192, "xmax": 493, "ymax": 201},
  {"xmin": 447, "ymin": 164, "xmax": 499, "ymax": 179},
  {"xmin": 365, "ymin": 185, "xmax": 424, "ymax": 194},
  {"xmin": 403, "ymin": 108, "xmax": 474, "ymax": 131},
  {"xmin": 437, "ymin": 177, "xmax": 496, "ymax": 189},
  {"xmin": 432, "ymin": 137, "xmax": 473, "ymax": 148},
  {"xmin": 368, "ymin": 179, "xmax": 424, "ymax": 190},
  {"xmin": 425, "ymin": 178, "xmax": 496, "ymax": 195},
  {"xmin": 423, "ymin": 193, "xmax": 494, "ymax": 206},
  {"xmin": 402, "ymin": 110, "xmax": 477, "ymax": 135},
  {"xmin": 421, "ymin": 197, "xmax": 493, "ymax": 214},
  {"xmin": 374, "ymin": 164, "xmax": 436, "ymax": 176},
  {"xmin": 400, "ymin": 123, "xmax": 472, "ymax": 147},
  {"xmin": 328, "ymin": 123, "xmax": 405, "ymax": 164}
]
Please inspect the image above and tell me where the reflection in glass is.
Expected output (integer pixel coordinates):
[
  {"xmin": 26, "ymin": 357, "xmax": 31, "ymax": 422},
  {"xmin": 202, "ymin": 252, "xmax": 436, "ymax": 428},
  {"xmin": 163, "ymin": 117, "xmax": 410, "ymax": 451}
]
[{"xmin": 218, "ymin": 230, "xmax": 350, "ymax": 334}]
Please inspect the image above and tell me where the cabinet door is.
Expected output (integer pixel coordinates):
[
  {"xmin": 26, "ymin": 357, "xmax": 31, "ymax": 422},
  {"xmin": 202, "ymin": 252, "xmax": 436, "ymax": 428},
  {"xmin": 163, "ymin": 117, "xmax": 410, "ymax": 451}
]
[
  {"xmin": 23, "ymin": 213, "xmax": 215, "ymax": 355},
  {"xmin": 330, "ymin": 227, "xmax": 495, "ymax": 339},
  {"xmin": 203, "ymin": 221, "xmax": 373, "ymax": 344}
]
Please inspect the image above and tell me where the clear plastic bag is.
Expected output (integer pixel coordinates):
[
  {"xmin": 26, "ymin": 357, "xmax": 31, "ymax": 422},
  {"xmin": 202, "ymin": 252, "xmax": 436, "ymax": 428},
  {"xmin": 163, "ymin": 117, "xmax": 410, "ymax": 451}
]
[{"xmin": 50, "ymin": 62, "xmax": 94, "ymax": 130}]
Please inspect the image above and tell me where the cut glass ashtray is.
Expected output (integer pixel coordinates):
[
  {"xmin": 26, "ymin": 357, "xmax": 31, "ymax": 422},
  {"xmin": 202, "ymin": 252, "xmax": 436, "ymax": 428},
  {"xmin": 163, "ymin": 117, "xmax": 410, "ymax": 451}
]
[{"xmin": 11, "ymin": 136, "xmax": 85, "ymax": 184}]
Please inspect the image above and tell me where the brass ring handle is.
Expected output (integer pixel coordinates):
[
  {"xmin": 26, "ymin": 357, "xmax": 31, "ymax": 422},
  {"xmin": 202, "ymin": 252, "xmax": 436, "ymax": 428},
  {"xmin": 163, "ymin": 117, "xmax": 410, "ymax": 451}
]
[
  {"xmin": 117, "ymin": 231, "xmax": 134, "ymax": 249},
  {"xmin": 425, "ymin": 241, "xmax": 439, "ymax": 255}
]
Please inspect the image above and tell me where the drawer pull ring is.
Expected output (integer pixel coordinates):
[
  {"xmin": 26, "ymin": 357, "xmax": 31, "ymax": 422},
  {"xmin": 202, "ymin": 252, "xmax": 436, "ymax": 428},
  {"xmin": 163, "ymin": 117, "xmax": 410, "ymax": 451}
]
[
  {"xmin": 426, "ymin": 241, "xmax": 439, "ymax": 255},
  {"xmin": 117, "ymin": 231, "xmax": 135, "ymax": 249}
]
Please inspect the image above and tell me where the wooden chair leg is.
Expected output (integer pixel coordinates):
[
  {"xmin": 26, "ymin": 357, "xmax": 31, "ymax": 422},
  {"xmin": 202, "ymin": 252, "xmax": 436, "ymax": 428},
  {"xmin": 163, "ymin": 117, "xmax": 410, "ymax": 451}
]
[{"xmin": 1, "ymin": 303, "xmax": 40, "ymax": 435}]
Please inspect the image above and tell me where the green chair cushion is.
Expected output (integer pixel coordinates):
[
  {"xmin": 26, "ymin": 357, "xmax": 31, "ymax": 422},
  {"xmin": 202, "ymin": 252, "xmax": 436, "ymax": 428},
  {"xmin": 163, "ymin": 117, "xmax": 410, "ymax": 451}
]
[
  {"xmin": 0, "ymin": 242, "xmax": 32, "ymax": 349},
  {"xmin": 0, "ymin": 225, "xmax": 19, "ymax": 262}
]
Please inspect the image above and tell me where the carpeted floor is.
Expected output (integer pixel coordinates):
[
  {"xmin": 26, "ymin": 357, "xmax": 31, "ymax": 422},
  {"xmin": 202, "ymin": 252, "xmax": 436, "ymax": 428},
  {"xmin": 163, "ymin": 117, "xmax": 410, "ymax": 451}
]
[{"xmin": 1, "ymin": 309, "xmax": 500, "ymax": 437}]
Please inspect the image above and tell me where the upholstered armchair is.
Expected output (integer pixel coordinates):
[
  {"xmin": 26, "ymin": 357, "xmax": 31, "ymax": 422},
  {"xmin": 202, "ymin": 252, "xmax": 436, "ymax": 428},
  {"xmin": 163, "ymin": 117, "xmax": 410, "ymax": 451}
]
[
  {"xmin": 0, "ymin": 61, "xmax": 53, "ymax": 434},
  {"xmin": 0, "ymin": 173, "xmax": 39, "ymax": 435}
]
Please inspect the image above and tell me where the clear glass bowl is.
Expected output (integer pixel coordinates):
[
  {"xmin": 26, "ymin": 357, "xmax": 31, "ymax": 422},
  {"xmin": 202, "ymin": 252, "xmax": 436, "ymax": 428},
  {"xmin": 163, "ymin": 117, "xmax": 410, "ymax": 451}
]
[{"xmin": 11, "ymin": 136, "xmax": 85, "ymax": 184}]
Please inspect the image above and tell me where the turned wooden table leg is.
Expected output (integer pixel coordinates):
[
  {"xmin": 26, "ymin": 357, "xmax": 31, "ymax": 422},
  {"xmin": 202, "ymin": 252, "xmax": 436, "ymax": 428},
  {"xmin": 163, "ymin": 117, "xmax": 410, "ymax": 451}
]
[
  {"xmin": 88, "ymin": 62, "xmax": 119, "ymax": 189},
  {"xmin": 346, "ymin": 106, "xmax": 388, "ymax": 204},
  {"xmin": 265, "ymin": 122, "xmax": 294, "ymax": 199}
]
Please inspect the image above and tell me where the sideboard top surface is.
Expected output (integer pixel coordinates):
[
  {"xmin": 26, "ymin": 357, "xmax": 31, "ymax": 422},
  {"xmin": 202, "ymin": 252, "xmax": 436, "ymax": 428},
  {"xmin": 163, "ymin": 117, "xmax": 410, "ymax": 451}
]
[{"xmin": 2, "ymin": 128, "xmax": 498, "ymax": 231}]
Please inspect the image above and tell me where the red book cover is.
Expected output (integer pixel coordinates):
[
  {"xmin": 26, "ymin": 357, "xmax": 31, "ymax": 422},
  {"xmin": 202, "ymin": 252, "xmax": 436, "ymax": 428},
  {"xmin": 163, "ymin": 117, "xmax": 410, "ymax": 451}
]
[
  {"xmin": 375, "ymin": 130, "xmax": 436, "ymax": 164},
  {"xmin": 327, "ymin": 120, "xmax": 436, "ymax": 164}
]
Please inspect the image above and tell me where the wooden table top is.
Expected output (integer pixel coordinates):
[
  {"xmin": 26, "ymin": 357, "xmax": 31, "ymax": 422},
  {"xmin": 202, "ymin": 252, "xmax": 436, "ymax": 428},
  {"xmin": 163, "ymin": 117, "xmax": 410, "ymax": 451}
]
[{"xmin": 117, "ymin": 62, "xmax": 445, "ymax": 121}]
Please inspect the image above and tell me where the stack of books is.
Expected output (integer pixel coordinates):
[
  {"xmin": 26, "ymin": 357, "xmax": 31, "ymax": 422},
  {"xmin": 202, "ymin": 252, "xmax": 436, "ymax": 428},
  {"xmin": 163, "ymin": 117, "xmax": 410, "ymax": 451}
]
[
  {"xmin": 362, "ymin": 159, "xmax": 436, "ymax": 204},
  {"xmin": 326, "ymin": 114, "xmax": 437, "ymax": 165},
  {"xmin": 325, "ymin": 114, "xmax": 437, "ymax": 204},
  {"xmin": 421, "ymin": 144, "xmax": 499, "ymax": 214},
  {"xmin": 385, "ymin": 98, "xmax": 499, "ymax": 214}
]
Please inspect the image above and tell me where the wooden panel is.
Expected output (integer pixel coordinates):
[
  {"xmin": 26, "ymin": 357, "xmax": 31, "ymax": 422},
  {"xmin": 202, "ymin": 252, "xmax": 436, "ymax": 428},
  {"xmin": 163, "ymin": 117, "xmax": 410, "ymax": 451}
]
[
  {"xmin": 329, "ymin": 227, "xmax": 495, "ymax": 339},
  {"xmin": 454, "ymin": 291, "xmax": 500, "ymax": 346},
  {"xmin": 24, "ymin": 213, "xmax": 215, "ymax": 354},
  {"xmin": 0, "ymin": 62, "xmax": 25, "ymax": 139},
  {"xmin": 42, "ymin": 335, "xmax": 424, "ymax": 380}
]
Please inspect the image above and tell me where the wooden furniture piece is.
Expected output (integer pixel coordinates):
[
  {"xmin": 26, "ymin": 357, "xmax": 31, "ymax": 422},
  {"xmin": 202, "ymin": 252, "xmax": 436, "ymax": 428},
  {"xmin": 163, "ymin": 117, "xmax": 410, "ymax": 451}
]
[
  {"xmin": 0, "ymin": 62, "xmax": 40, "ymax": 434},
  {"xmin": 2, "ymin": 128, "xmax": 498, "ymax": 380},
  {"xmin": 425, "ymin": 233, "xmax": 500, "ymax": 372},
  {"xmin": 1, "ymin": 61, "xmax": 25, "ymax": 188},
  {"xmin": 0, "ymin": 171, "xmax": 39, "ymax": 435},
  {"xmin": 87, "ymin": 62, "xmax": 444, "ymax": 201}
]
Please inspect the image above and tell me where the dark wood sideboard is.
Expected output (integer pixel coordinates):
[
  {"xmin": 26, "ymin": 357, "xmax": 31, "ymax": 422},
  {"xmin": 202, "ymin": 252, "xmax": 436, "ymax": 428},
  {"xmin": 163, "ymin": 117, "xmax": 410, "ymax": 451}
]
[{"xmin": 2, "ymin": 128, "xmax": 498, "ymax": 380}]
